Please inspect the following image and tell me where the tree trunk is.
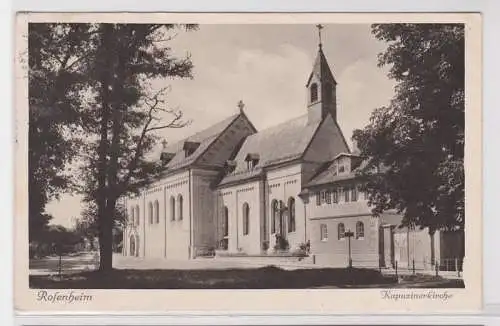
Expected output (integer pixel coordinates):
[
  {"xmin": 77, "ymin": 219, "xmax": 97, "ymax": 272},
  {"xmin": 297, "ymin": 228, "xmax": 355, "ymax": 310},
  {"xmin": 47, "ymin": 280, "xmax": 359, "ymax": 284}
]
[
  {"xmin": 96, "ymin": 24, "xmax": 113, "ymax": 272},
  {"xmin": 99, "ymin": 200, "xmax": 116, "ymax": 271}
]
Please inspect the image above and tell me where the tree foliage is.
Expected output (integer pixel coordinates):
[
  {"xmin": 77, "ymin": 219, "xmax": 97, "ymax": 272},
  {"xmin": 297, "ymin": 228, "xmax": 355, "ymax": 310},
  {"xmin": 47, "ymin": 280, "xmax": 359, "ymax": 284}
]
[
  {"xmin": 77, "ymin": 24, "xmax": 196, "ymax": 270},
  {"xmin": 28, "ymin": 24, "xmax": 93, "ymax": 241},
  {"xmin": 29, "ymin": 24, "xmax": 197, "ymax": 269},
  {"xmin": 353, "ymin": 24, "xmax": 465, "ymax": 232}
]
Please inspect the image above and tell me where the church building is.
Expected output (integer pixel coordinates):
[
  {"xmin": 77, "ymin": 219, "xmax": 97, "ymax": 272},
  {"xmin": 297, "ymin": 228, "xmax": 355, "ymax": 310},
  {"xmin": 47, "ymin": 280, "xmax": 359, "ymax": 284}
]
[{"xmin": 122, "ymin": 30, "xmax": 464, "ymax": 271}]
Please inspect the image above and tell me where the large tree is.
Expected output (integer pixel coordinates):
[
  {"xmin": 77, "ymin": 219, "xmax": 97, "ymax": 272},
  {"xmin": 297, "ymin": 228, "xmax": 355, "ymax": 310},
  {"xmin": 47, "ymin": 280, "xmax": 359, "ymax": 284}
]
[
  {"xmin": 28, "ymin": 24, "xmax": 93, "ymax": 241},
  {"xmin": 78, "ymin": 24, "xmax": 196, "ymax": 271},
  {"xmin": 352, "ymin": 24, "xmax": 464, "ymax": 232}
]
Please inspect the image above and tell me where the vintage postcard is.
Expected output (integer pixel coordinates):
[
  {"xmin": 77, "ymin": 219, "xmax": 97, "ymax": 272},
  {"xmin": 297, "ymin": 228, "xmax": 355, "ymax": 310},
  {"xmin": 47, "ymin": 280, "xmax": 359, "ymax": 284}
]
[{"xmin": 14, "ymin": 12, "xmax": 482, "ymax": 313}]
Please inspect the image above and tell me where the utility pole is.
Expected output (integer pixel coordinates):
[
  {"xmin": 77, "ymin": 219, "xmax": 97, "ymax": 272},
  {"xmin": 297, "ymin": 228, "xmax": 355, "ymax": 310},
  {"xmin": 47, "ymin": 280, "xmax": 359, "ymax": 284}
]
[{"xmin": 345, "ymin": 230, "xmax": 354, "ymax": 268}]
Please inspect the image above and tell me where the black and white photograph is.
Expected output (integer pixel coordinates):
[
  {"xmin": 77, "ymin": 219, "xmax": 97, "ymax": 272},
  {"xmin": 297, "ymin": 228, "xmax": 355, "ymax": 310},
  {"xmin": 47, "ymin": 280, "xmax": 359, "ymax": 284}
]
[{"xmin": 15, "ymin": 12, "xmax": 482, "ymax": 312}]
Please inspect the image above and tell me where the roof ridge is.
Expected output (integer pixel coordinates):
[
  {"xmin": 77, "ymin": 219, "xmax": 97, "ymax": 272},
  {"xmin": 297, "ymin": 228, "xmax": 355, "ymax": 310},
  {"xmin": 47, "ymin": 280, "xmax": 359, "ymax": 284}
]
[{"xmin": 163, "ymin": 112, "xmax": 240, "ymax": 153}]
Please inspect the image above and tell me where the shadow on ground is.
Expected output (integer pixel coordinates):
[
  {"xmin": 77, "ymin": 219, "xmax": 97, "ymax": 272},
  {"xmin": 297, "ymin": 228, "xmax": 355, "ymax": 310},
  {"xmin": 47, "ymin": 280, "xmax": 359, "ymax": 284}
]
[{"xmin": 29, "ymin": 266, "xmax": 465, "ymax": 289}]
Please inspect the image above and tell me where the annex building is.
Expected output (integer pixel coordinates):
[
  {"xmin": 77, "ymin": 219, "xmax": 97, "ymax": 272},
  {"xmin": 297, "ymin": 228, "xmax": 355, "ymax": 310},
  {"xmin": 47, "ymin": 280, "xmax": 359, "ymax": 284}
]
[{"xmin": 122, "ymin": 39, "xmax": 464, "ymax": 271}]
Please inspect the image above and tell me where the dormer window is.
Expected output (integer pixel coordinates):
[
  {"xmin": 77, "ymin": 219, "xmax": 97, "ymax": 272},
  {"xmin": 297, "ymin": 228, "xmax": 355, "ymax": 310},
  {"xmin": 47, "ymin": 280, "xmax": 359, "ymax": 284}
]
[
  {"xmin": 183, "ymin": 141, "xmax": 200, "ymax": 157},
  {"xmin": 225, "ymin": 160, "xmax": 237, "ymax": 173},
  {"xmin": 245, "ymin": 153, "xmax": 260, "ymax": 170},
  {"xmin": 310, "ymin": 83, "xmax": 318, "ymax": 103},
  {"xmin": 160, "ymin": 152, "xmax": 175, "ymax": 166}
]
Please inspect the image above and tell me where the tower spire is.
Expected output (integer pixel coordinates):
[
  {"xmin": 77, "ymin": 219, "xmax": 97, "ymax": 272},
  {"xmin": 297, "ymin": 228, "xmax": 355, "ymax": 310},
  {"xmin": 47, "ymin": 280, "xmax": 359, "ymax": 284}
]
[{"xmin": 316, "ymin": 24, "xmax": 324, "ymax": 49}]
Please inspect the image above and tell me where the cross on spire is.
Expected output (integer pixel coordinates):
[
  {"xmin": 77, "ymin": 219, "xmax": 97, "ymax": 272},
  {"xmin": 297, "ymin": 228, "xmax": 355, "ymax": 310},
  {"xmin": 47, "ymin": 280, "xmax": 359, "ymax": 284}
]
[
  {"xmin": 237, "ymin": 100, "xmax": 245, "ymax": 112},
  {"xmin": 161, "ymin": 139, "xmax": 168, "ymax": 149},
  {"xmin": 316, "ymin": 24, "xmax": 324, "ymax": 48}
]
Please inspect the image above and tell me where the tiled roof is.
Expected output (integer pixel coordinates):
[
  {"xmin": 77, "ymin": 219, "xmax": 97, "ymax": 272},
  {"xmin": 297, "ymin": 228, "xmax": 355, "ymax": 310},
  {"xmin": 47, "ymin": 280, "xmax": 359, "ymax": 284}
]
[
  {"xmin": 306, "ymin": 47, "xmax": 337, "ymax": 86},
  {"xmin": 304, "ymin": 157, "xmax": 369, "ymax": 188},
  {"xmin": 218, "ymin": 114, "xmax": 322, "ymax": 186},
  {"xmin": 160, "ymin": 113, "xmax": 241, "ymax": 172}
]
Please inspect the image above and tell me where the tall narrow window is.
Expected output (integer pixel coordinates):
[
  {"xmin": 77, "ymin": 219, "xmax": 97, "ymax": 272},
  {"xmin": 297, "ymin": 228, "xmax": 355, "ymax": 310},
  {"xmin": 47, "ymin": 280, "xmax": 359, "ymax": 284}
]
[
  {"xmin": 325, "ymin": 190, "xmax": 332, "ymax": 204},
  {"xmin": 315, "ymin": 192, "xmax": 321, "ymax": 206},
  {"xmin": 356, "ymin": 221, "xmax": 364, "ymax": 239},
  {"xmin": 130, "ymin": 207, "xmax": 135, "ymax": 225},
  {"xmin": 148, "ymin": 202, "xmax": 153, "ymax": 224},
  {"xmin": 242, "ymin": 202, "xmax": 250, "ymax": 235},
  {"xmin": 310, "ymin": 83, "xmax": 318, "ymax": 103},
  {"xmin": 135, "ymin": 205, "xmax": 140, "ymax": 226},
  {"xmin": 338, "ymin": 223, "xmax": 345, "ymax": 240},
  {"xmin": 178, "ymin": 194, "xmax": 183, "ymax": 221},
  {"xmin": 223, "ymin": 206, "xmax": 229, "ymax": 237},
  {"xmin": 344, "ymin": 188, "xmax": 350, "ymax": 202},
  {"xmin": 320, "ymin": 224, "xmax": 328, "ymax": 241},
  {"xmin": 351, "ymin": 187, "xmax": 358, "ymax": 202},
  {"xmin": 288, "ymin": 197, "xmax": 296, "ymax": 233},
  {"xmin": 271, "ymin": 200, "xmax": 278, "ymax": 233},
  {"xmin": 332, "ymin": 189, "xmax": 338, "ymax": 203},
  {"xmin": 170, "ymin": 196, "xmax": 175, "ymax": 221},
  {"xmin": 154, "ymin": 200, "xmax": 160, "ymax": 223}
]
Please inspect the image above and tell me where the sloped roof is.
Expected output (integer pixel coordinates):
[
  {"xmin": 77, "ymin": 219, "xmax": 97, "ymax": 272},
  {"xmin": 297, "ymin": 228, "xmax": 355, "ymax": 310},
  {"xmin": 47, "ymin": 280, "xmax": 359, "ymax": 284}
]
[
  {"xmin": 306, "ymin": 47, "xmax": 337, "ymax": 87},
  {"xmin": 304, "ymin": 156, "xmax": 369, "ymax": 188},
  {"xmin": 160, "ymin": 113, "xmax": 242, "ymax": 171},
  {"xmin": 218, "ymin": 114, "xmax": 322, "ymax": 186}
]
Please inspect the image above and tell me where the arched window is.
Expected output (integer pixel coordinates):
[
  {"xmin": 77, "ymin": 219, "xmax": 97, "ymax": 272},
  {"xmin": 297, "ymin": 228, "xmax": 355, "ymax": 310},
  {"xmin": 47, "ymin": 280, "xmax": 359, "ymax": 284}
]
[
  {"xmin": 356, "ymin": 221, "xmax": 364, "ymax": 239},
  {"xmin": 338, "ymin": 223, "xmax": 345, "ymax": 240},
  {"xmin": 310, "ymin": 83, "xmax": 318, "ymax": 103},
  {"xmin": 288, "ymin": 197, "xmax": 296, "ymax": 233},
  {"xmin": 170, "ymin": 196, "xmax": 175, "ymax": 221},
  {"xmin": 271, "ymin": 200, "xmax": 278, "ymax": 234},
  {"xmin": 135, "ymin": 205, "xmax": 140, "ymax": 226},
  {"xmin": 148, "ymin": 202, "xmax": 154, "ymax": 224},
  {"xmin": 223, "ymin": 206, "xmax": 229, "ymax": 237},
  {"xmin": 242, "ymin": 202, "xmax": 250, "ymax": 235},
  {"xmin": 320, "ymin": 224, "xmax": 328, "ymax": 241},
  {"xmin": 130, "ymin": 207, "xmax": 135, "ymax": 225},
  {"xmin": 177, "ymin": 194, "xmax": 183, "ymax": 221},
  {"xmin": 154, "ymin": 200, "xmax": 160, "ymax": 223}
]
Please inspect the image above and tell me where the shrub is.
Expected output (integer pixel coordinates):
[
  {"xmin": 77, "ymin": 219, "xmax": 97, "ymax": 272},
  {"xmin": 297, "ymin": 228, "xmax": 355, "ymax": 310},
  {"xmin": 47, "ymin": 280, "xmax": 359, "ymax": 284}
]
[{"xmin": 273, "ymin": 234, "xmax": 289, "ymax": 252}]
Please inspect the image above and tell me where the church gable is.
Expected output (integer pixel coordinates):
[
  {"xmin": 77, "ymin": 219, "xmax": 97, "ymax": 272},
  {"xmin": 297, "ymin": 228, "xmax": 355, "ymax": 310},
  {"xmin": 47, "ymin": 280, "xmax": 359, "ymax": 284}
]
[
  {"xmin": 159, "ymin": 111, "xmax": 255, "ymax": 173},
  {"xmin": 303, "ymin": 114, "xmax": 350, "ymax": 163},
  {"xmin": 196, "ymin": 113, "xmax": 257, "ymax": 168}
]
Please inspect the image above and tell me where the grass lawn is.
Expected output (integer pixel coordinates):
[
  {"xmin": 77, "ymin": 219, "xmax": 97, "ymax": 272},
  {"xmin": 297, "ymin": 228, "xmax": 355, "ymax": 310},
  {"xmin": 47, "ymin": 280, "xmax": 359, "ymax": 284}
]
[{"xmin": 29, "ymin": 266, "xmax": 464, "ymax": 289}]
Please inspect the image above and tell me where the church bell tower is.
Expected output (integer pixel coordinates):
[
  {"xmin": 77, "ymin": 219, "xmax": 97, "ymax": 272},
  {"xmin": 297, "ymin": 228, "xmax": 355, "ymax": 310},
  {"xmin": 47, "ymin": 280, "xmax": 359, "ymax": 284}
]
[{"xmin": 306, "ymin": 24, "xmax": 337, "ymax": 125}]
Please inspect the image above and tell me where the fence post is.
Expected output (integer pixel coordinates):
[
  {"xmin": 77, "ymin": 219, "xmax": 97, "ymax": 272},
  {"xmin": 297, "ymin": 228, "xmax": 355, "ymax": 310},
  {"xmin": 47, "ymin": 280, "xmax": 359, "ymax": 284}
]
[
  {"xmin": 456, "ymin": 258, "xmax": 460, "ymax": 277},
  {"xmin": 412, "ymin": 259, "xmax": 415, "ymax": 275},
  {"xmin": 395, "ymin": 260, "xmax": 398, "ymax": 278},
  {"xmin": 58, "ymin": 253, "xmax": 62, "ymax": 278}
]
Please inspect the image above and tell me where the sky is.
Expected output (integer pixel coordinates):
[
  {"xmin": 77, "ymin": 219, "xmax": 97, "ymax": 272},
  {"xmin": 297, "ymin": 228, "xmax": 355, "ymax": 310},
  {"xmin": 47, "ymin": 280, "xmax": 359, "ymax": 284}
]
[{"xmin": 45, "ymin": 23, "xmax": 396, "ymax": 228}]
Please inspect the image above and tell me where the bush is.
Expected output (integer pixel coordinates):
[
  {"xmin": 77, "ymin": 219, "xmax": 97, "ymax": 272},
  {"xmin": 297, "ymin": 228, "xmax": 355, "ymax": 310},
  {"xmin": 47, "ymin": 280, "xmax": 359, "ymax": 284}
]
[{"xmin": 273, "ymin": 234, "xmax": 289, "ymax": 252}]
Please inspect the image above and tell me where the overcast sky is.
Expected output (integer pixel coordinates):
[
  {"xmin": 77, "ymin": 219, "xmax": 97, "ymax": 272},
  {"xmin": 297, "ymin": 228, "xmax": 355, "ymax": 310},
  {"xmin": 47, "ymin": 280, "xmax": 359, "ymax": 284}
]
[{"xmin": 45, "ymin": 23, "xmax": 396, "ymax": 228}]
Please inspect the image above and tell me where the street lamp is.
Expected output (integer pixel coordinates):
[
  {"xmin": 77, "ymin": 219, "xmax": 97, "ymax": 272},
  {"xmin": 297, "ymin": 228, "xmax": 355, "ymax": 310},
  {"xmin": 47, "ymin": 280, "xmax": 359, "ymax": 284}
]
[{"xmin": 344, "ymin": 229, "xmax": 354, "ymax": 268}]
